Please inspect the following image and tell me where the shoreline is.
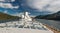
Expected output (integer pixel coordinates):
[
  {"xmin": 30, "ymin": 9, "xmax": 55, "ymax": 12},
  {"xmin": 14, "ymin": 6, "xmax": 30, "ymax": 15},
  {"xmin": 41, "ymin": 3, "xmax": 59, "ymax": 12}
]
[{"xmin": 43, "ymin": 24, "xmax": 60, "ymax": 33}]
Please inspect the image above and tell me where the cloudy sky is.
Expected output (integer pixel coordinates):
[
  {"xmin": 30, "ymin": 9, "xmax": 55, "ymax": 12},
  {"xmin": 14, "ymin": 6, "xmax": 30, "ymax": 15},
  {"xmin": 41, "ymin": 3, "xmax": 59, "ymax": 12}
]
[{"xmin": 0, "ymin": 0, "xmax": 60, "ymax": 16}]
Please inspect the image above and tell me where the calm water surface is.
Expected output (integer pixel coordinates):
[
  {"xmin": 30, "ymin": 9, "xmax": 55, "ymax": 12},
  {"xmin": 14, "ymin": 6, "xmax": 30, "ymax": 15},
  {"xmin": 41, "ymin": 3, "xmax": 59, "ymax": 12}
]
[{"xmin": 36, "ymin": 19, "xmax": 60, "ymax": 30}]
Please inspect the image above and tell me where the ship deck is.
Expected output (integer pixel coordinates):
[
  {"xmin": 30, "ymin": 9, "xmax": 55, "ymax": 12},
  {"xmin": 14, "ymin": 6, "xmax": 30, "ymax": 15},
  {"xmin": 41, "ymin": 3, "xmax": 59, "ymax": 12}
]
[
  {"xmin": 0, "ymin": 19, "xmax": 53, "ymax": 33},
  {"xmin": 0, "ymin": 28, "xmax": 53, "ymax": 33}
]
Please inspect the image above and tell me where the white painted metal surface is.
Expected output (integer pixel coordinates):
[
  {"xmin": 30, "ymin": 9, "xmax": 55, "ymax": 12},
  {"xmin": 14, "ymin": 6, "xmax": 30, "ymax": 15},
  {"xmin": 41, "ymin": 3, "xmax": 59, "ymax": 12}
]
[{"xmin": 0, "ymin": 28, "xmax": 53, "ymax": 33}]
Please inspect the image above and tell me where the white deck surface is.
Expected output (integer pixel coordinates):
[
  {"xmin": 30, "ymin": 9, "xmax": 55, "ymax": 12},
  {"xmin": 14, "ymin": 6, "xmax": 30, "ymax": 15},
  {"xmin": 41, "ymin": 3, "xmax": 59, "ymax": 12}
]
[
  {"xmin": 0, "ymin": 21, "xmax": 54, "ymax": 33},
  {"xmin": 0, "ymin": 28, "xmax": 53, "ymax": 33}
]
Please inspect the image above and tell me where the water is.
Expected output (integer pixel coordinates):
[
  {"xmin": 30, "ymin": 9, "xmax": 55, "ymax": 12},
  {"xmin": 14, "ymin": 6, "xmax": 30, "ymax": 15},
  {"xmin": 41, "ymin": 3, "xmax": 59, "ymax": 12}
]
[{"xmin": 36, "ymin": 19, "xmax": 60, "ymax": 30}]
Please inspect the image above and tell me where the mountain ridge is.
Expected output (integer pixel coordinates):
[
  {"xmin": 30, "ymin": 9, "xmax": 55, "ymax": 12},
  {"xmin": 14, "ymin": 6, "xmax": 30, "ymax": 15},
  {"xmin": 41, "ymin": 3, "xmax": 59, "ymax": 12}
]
[
  {"xmin": 35, "ymin": 11, "xmax": 60, "ymax": 20},
  {"xmin": 0, "ymin": 12, "xmax": 19, "ymax": 20}
]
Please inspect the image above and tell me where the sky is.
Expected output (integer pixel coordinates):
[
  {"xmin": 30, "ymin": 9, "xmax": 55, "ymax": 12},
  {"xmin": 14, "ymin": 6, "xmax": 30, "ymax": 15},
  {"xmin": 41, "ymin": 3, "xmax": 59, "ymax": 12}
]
[{"xmin": 0, "ymin": 0, "xmax": 60, "ymax": 16}]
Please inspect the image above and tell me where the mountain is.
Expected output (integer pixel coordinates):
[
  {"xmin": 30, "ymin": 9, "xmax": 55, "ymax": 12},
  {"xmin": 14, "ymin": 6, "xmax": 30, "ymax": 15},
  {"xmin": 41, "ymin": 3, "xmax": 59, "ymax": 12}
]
[
  {"xmin": 0, "ymin": 12, "xmax": 19, "ymax": 20},
  {"xmin": 35, "ymin": 11, "xmax": 60, "ymax": 20}
]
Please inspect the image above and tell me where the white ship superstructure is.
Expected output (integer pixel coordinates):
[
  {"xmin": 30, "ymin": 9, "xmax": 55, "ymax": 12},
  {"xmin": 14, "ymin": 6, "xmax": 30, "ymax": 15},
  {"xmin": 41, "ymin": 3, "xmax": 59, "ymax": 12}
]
[
  {"xmin": 0, "ymin": 12, "xmax": 53, "ymax": 33},
  {"xmin": 21, "ymin": 12, "xmax": 32, "ymax": 21}
]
